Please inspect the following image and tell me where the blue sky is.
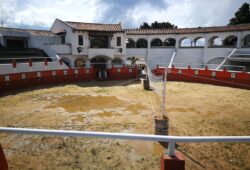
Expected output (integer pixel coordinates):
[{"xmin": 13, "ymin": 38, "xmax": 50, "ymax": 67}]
[{"xmin": 1, "ymin": 0, "xmax": 249, "ymax": 30}]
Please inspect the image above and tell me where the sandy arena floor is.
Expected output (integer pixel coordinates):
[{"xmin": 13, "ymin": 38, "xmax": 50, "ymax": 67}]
[{"xmin": 0, "ymin": 81, "xmax": 249, "ymax": 170}]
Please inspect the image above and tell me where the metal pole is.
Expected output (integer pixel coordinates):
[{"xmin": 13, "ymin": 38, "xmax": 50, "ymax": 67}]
[
  {"xmin": 0, "ymin": 127, "xmax": 250, "ymax": 156},
  {"xmin": 167, "ymin": 141, "xmax": 175, "ymax": 156},
  {"xmin": 168, "ymin": 51, "xmax": 176, "ymax": 68},
  {"xmin": 216, "ymin": 48, "xmax": 237, "ymax": 70},
  {"xmin": 162, "ymin": 64, "xmax": 167, "ymax": 116},
  {"xmin": 162, "ymin": 51, "xmax": 176, "ymax": 116}
]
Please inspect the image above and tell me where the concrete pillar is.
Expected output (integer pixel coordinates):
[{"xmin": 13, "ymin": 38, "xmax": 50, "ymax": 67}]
[
  {"xmin": 70, "ymin": 58, "xmax": 75, "ymax": 68},
  {"xmin": 175, "ymin": 35, "xmax": 179, "ymax": 49},
  {"xmin": 107, "ymin": 59, "xmax": 112, "ymax": 69},
  {"xmin": 203, "ymin": 34, "xmax": 208, "ymax": 65},
  {"xmin": 0, "ymin": 34, "xmax": 4, "ymax": 47},
  {"xmin": 147, "ymin": 35, "xmax": 150, "ymax": 63},
  {"xmin": 161, "ymin": 152, "xmax": 185, "ymax": 170},
  {"xmin": 86, "ymin": 60, "xmax": 91, "ymax": 68},
  {"xmin": 236, "ymin": 32, "xmax": 242, "ymax": 49},
  {"xmin": 142, "ymin": 79, "xmax": 150, "ymax": 90}
]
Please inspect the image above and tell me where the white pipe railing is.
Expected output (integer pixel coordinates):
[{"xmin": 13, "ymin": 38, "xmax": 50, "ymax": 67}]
[
  {"xmin": 216, "ymin": 48, "xmax": 237, "ymax": 70},
  {"xmin": 0, "ymin": 57, "xmax": 56, "ymax": 60},
  {"xmin": 0, "ymin": 127, "xmax": 249, "ymax": 156},
  {"xmin": 168, "ymin": 50, "xmax": 176, "ymax": 68}
]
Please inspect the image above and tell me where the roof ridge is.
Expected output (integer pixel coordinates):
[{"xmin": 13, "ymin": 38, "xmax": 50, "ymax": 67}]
[
  {"xmin": 65, "ymin": 21, "xmax": 121, "ymax": 25},
  {"xmin": 125, "ymin": 23, "xmax": 250, "ymax": 31},
  {"xmin": 0, "ymin": 26, "xmax": 51, "ymax": 32}
]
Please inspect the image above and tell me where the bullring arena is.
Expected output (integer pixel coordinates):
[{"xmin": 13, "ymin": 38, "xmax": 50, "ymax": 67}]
[
  {"xmin": 0, "ymin": 80, "xmax": 249, "ymax": 170},
  {"xmin": 0, "ymin": 19, "xmax": 250, "ymax": 170}
]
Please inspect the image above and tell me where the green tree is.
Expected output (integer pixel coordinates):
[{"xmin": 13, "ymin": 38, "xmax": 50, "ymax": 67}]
[
  {"xmin": 140, "ymin": 22, "xmax": 151, "ymax": 29},
  {"xmin": 140, "ymin": 21, "xmax": 177, "ymax": 29},
  {"xmin": 229, "ymin": 3, "xmax": 250, "ymax": 25}
]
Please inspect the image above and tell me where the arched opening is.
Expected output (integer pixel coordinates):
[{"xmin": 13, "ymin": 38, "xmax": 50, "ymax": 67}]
[
  {"xmin": 163, "ymin": 38, "xmax": 176, "ymax": 47},
  {"xmin": 242, "ymin": 34, "xmax": 250, "ymax": 47},
  {"xmin": 136, "ymin": 38, "xmax": 148, "ymax": 48},
  {"xmin": 126, "ymin": 38, "xmax": 136, "ymax": 48},
  {"xmin": 151, "ymin": 38, "xmax": 162, "ymax": 47},
  {"xmin": 224, "ymin": 35, "xmax": 237, "ymax": 47},
  {"xmin": 209, "ymin": 36, "xmax": 223, "ymax": 47},
  {"xmin": 91, "ymin": 56, "xmax": 108, "ymax": 69},
  {"xmin": 179, "ymin": 37, "xmax": 192, "ymax": 47},
  {"xmin": 194, "ymin": 37, "xmax": 205, "ymax": 47},
  {"xmin": 74, "ymin": 58, "xmax": 85, "ymax": 67},
  {"xmin": 112, "ymin": 58, "xmax": 123, "ymax": 67},
  {"xmin": 91, "ymin": 56, "xmax": 110, "ymax": 79}
]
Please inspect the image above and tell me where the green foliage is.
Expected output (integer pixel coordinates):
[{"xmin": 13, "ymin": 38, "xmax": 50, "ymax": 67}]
[
  {"xmin": 229, "ymin": 3, "xmax": 250, "ymax": 25},
  {"xmin": 139, "ymin": 21, "xmax": 177, "ymax": 29}
]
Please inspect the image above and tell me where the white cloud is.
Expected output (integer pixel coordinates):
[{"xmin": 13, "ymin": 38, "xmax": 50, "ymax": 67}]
[
  {"xmin": 1, "ymin": 0, "xmax": 105, "ymax": 28},
  {"xmin": 124, "ymin": 0, "xmax": 250, "ymax": 28}
]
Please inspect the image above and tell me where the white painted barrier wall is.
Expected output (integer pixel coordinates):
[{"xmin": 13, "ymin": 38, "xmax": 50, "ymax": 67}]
[{"xmin": 0, "ymin": 62, "xmax": 68, "ymax": 75}]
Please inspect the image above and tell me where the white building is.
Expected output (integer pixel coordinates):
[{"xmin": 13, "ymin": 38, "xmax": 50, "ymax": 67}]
[{"xmin": 0, "ymin": 18, "xmax": 250, "ymax": 73}]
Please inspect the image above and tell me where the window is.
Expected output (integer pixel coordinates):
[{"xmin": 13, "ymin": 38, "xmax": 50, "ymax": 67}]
[
  {"xmin": 90, "ymin": 36, "xmax": 109, "ymax": 48},
  {"xmin": 117, "ymin": 36, "xmax": 121, "ymax": 46},
  {"xmin": 61, "ymin": 35, "xmax": 65, "ymax": 44},
  {"xmin": 78, "ymin": 35, "xmax": 83, "ymax": 46}
]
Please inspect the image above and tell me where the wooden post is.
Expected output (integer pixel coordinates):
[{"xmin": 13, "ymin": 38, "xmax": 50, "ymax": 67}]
[
  {"xmin": 44, "ymin": 58, "xmax": 48, "ymax": 66},
  {"xmin": 161, "ymin": 152, "xmax": 185, "ymax": 170},
  {"xmin": 12, "ymin": 59, "xmax": 16, "ymax": 68},
  {"xmin": 205, "ymin": 65, "xmax": 208, "ymax": 70},
  {"xmin": 29, "ymin": 59, "xmax": 32, "ymax": 67},
  {"xmin": 59, "ymin": 59, "xmax": 63, "ymax": 65},
  {"xmin": 0, "ymin": 144, "xmax": 8, "ymax": 170}
]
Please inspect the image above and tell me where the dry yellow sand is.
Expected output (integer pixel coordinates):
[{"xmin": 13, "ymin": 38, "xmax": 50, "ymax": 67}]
[{"xmin": 0, "ymin": 81, "xmax": 249, "ymax": 170}]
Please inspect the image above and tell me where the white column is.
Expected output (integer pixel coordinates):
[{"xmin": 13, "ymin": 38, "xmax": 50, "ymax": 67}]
[
  {"xmin": 70, "ymin": 57, "xmax": 75, "ymax": 68},
  {"xmin": 175, "ymin": 35, "xmax": 179, "ymax": 49},
  {"xmin": 0, "ymin": 34, "xmax": 3, "ymax": 46},
  {"xmin": 86, "ymin": 60, "xmax": 91, "ymax": 68},
  {"xmin": 107, "ymin": 59, "xmax": 112, "ymax": 69},
  {"xmin": 147, "ymin": 35, "xmax": 150, "ymax": 61},
  {"xmin": 203, "ymin": 34, "xmax": 208, "ymax": 64},
  {"xmin": 236, "ymin": 32, "xmax": 242, "ymax": 49}
]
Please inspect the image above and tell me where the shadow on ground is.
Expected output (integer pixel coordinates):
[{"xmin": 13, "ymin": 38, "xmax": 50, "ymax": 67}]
[{"xmin": 0, "ymin": 79, "xmax": 141, "ymax": 97}]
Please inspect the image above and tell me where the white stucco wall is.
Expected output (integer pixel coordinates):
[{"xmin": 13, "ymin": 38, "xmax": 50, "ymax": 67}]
[
  {"xmin": 28, "ymin": 35, "xmax": 58, "ymax": 60},
  {"xmin": 0, "ymin": 61, "xmax": 68, "ymax": 75}
]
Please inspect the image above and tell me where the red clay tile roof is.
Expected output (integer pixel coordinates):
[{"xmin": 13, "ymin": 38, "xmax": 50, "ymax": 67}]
[
  {"xmin": 125, "ymin": 24, "xmax": 250, "ymax": 35},
  {"xmin": 0, "ymin": 27, "xmax": 55, "ymax": 36},
  {"xmin": 64, "ymin": 21, "xmax": 123, "ymax": 32},
  {"xmin": 52, "ymin": 29, "xmax": 66, "ymax": 34}
]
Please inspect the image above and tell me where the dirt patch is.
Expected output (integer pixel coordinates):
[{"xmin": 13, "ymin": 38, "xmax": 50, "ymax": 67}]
[
  {"xmin": 48, "ymin": 95, "xmax": 147, "ymax": 116},
  {"xmin": 0, "ymin": 81, "xmax": 249, "ymax": 170}
]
